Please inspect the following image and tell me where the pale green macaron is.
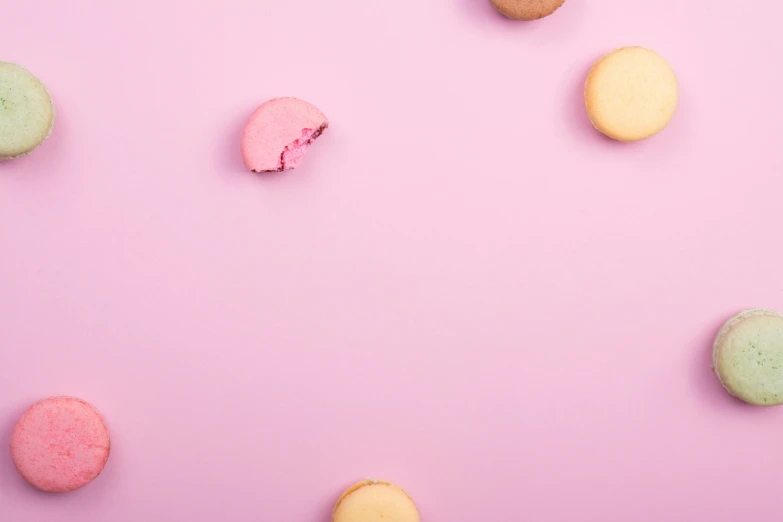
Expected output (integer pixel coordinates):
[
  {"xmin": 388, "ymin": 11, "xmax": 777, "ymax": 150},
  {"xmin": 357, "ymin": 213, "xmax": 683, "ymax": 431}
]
[
  {"xmin": 713, "ymin": 308, "xmax": 783, "ymax": 406},
  {"xmin": 0, "ymin": 61, "xmax": 55, "ymax": 160}
]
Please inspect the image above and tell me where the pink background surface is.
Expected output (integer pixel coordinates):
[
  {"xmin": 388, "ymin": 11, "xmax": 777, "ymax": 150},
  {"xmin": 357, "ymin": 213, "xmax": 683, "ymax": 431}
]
[{"xmin": 2, "ymin": 0, "xmax": 783, "ymax": 520}]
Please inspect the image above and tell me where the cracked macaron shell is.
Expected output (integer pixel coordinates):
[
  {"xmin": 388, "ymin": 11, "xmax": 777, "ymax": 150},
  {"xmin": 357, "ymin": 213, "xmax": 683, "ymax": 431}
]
[{"xmin": 241, "ymin": 97, "xmax": 327, "ymax": 172}]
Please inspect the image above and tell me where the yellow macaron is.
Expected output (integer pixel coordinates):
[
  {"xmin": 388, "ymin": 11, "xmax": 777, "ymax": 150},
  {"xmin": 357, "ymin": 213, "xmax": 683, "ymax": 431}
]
[
  {"xmin": 584, "ymin": 47, "xmax": 678, "ymax": 142},
  {"xmin": 332, "ymin": 480, "xmax": 420, "ymax": 522}
]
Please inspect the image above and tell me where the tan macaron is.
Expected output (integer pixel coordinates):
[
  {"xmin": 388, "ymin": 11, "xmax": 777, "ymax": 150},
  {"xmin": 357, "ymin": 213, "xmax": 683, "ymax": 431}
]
[
  {"xmin": 489, "ymin": 0, "xmax": 566, "ymax": 20},
  {"xmin": 0, "ymin": 61, "xmax": 55, "ymax": 160},
  {"xmin": 333, "ymin": 480, "xmax": 420, "ymax": 522},
  {"xmin": 713, "ymin": 309, "xmax": 783, "ymax": 406},
  {"xmin": 585, "ymin": 47, "xmax": 678, "ymax": 142}
]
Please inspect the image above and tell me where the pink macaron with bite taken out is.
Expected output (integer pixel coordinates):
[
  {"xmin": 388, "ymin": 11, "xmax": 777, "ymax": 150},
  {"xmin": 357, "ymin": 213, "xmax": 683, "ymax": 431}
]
[
  {"xmin": 10, "ymin": 396, "xmax": 111, "ymax": 493},
  {"xmin": 241, "ymin": 97, "xmax": 328, "ymax": 173}
]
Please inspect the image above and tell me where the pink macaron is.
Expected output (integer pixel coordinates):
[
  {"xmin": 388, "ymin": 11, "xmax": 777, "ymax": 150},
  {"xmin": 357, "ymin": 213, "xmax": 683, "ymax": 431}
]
[
  {"xmin": 10, "ymin": 397, "xmax": 111, "ymax": 493},
  {"xmin": 241, "ymin": 97, "xmax": 328, "ymax": 172}
]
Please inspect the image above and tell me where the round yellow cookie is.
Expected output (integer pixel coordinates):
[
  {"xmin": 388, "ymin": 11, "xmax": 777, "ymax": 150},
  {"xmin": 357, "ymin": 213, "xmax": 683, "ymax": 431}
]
[
  {"xmin": 0, "ymin": 61, "xmax": 55, "ymax": 160},
  {"xmin": 584, "ymin": 47, "xmax": 678, "ymax": 142},
  {"xmin": 333, "ymin": 480, "xmax": 420, "ymax": 522}
]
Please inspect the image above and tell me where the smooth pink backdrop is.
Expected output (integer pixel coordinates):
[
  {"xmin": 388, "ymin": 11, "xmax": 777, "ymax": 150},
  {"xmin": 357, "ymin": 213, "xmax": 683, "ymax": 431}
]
[{"xmin": 2, "ymin": 1, "xmax": 783, "ymax": 520}]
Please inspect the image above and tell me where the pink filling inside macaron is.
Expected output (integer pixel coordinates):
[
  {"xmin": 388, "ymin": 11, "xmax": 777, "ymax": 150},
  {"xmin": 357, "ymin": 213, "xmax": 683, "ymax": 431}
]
[
  {"xmin": 241, "ymin": 97, "xmax": 328, "ymax": 173},
  {"xmin": 281, "ymin": 128, "xmax": 316, "ymax": 170}
]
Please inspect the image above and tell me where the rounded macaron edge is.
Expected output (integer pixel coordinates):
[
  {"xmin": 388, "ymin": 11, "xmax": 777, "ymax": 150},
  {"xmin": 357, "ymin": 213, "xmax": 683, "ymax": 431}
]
[
  {"xmin": 240, "ymin": 96, "xmax": 329, "ymax": 173},
  {"xmin": 0, "ymin": 61, "xmax": 56, "ymax": 160},
  {"xmin": 331, "ymin": 479, "xmax": 416, "ymax": 522},
  {"xmin": 584, "ymin": 47, "xmax": 633, "ymax": 141},
  {"xmin": 584, "ymin": 46, "xmax": 678, "ymax": 142},
  {"xmin": 489, "ymin": 0, "xmax": 566, "ymax": 21},
  {"xmin": 10, "ymin": 396, "xmax": 111, "ymax": 492},
  {"xmin": 712, "ymin": 308, "xmax": 783, "ymax": 404}
]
